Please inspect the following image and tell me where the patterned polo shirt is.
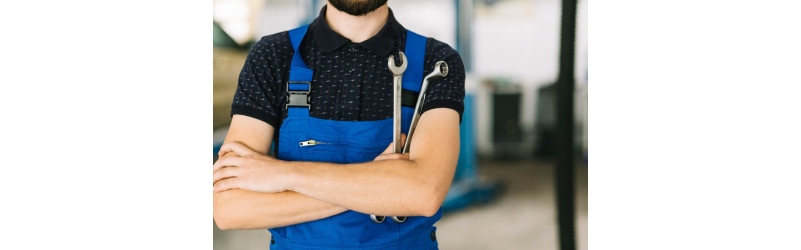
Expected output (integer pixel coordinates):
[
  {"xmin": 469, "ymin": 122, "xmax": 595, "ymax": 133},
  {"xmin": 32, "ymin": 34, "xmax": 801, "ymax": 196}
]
[{"xmin": 231, "ymin": 7, "xmax": 465, "ymax": 128}]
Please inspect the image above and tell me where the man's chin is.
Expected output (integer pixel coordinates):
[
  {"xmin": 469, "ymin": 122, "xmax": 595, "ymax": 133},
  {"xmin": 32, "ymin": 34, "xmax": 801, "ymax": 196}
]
[{"xmin": 328, "ymin": 0, "xmax": 388, "ymax": 16}]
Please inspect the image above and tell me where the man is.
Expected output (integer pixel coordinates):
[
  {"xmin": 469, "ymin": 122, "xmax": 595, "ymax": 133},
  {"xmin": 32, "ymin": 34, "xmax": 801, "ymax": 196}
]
[{"xmin": 213, "ymin": 0, "xmax": 464, "ymax": 249}]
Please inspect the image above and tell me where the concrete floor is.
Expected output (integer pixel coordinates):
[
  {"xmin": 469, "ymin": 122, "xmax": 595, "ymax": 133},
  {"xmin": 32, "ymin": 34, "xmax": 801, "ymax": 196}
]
[{"xmin": 214, "ymin": 159, "xmax": 588, "ymax": 250}]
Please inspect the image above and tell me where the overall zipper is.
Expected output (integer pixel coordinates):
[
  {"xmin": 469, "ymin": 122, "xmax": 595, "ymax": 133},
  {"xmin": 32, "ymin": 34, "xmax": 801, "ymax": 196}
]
[
  {"xmin": 299, "ymin": 139, "xmax": 331, "ymax": 147},
  {"xmin": 299, "ymin": 139, "xmax": 387, "ymax": 149}
]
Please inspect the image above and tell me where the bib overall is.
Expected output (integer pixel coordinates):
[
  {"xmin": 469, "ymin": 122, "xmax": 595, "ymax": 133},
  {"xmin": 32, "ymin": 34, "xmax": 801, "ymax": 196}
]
[{"xmin": 268, "ymin": 25, "xmax": 442, "ymax": 249}]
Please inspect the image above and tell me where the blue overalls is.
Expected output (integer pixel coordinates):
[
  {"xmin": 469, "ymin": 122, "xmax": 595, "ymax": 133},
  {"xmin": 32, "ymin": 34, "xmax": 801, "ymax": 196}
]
[{"xmin": 268, "ymin": 25, "xmax": 442, "ymax": 249}]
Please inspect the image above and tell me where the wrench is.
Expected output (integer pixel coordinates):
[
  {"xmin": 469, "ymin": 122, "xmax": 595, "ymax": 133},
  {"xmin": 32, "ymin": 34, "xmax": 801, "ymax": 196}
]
[
  {"xmin": 388, "ymin": 52, "xmax": 407, "ymax": 154},
  {"xmin": 370, "ymin": 51, "xmax": 407, "ymax": 224},
  {"xmin": 402, "ymin": 61, "xmax": 449, "ymax": 154}
]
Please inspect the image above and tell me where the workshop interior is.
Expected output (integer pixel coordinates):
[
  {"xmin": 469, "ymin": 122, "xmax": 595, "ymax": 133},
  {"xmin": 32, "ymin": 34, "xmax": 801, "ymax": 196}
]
[{"xmin": 213, "ymin": 0, "xmax": 588, "ymax": 249}]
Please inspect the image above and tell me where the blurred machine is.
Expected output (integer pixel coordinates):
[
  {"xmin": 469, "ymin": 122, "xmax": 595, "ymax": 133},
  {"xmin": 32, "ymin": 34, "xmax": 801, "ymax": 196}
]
[
  {"xmin": 533, "ymin": 83, "xmax": 585, "ymax": 159},
  {"xmin": 534, "ymin": 84, "xmax": 557, "ymax": 158},
  {"xmin": 489, "ymin": 79, "xmax": 525, "ymax": 159}
]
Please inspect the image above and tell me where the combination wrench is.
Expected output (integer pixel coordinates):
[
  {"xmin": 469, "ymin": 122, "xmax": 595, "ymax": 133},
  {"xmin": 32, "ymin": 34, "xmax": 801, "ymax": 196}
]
[
  {"xmin": 388, "ymin": 52, "xmax": 407, "ymax": 154},
  {"xmin": 402, "ymin": 61, "xmax": 448, "ymax": 154},
  {"xmin": 370, "ymin": 51, "xmax": 408, "ymax": 224}
]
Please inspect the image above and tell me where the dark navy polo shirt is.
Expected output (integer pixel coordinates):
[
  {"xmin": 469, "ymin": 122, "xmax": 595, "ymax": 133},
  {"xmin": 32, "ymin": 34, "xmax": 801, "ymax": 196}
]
[{"xmin": 231, "ymin": 7, "xmax": 465, "ymax": 128}]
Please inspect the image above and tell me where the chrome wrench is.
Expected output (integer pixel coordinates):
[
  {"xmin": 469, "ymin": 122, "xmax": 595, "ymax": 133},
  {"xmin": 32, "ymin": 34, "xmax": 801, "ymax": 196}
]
[
  {"xmin": 370, "ymin": 51, "xmax": 408, "ymax": 224},
  {"xmin": 402, "ymin": 61, "xmax": 448, "ymax": 154},
  {"xmin": 388, "ymin": 52, "xmax": 407, "ymax": 154}
]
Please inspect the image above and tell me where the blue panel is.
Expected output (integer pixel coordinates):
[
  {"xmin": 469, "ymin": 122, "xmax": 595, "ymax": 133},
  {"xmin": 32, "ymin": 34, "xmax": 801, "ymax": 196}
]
[{"xmin": 455, "ymin": 94, "xmax": 476, "ymax": 181}]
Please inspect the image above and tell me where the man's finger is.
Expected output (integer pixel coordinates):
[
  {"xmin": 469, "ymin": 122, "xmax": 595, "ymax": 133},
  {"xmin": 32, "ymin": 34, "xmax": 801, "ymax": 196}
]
[
  {"xmin": 397, "ymin": 153, "xmax": 409, "ymax": 160},
  {"xmin": 381, "ymin": 133, "xmax": 408, "ymax": 155},
  {"xmin": 374, "ymin": 153, "xmax": 410, "ymax": 161},
  {"xmin": 213, "ymin": 166, "xmax": 239, "ymax": 184},
  {"xmin": 217, "ymin": 141, "xmax": 242, "ymax": 156},
  {"xmin": 213, "ymin": 177, "xmax": 239, "ymax": 192},
  {"xmin": 213, "ymin": 155, "xmax": 244, "ymax": 173},
  {"xmin": 381, "ymin": 140, "xmax": 394, "ymax": 155}
]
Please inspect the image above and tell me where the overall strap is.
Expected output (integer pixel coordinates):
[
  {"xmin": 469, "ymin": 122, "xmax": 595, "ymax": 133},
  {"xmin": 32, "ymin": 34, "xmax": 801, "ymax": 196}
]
[
  {"xmin": 401, "ymin": 30, "xmax": 427, "ymax": 108},
  {"xmin": 402, "ymin": 30, "xmax": 426, "ymax": 93},
  {"xmin": 400, "ymin": 30, "xmax": 427, "ymax": 134},
  {"xmin": 287, "ymin": 25, "xmax": 313, "ymax": 117}
]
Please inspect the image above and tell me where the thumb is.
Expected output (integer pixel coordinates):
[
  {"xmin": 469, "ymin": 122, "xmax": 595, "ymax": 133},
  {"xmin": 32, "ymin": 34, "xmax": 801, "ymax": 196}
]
[
  {"xmin": 381, "ymin": 139, "xmax": 394, "ymax": 154},
  {"xmin": 381, "ymin": 134, "xmax": 408, "ymax": 154}
]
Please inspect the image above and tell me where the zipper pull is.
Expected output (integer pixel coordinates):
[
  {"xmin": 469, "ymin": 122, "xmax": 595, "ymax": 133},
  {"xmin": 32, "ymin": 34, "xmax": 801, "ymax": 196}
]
[{"xmin": 299, "ymin": 139, "xmax": 329, "ymax": 147}]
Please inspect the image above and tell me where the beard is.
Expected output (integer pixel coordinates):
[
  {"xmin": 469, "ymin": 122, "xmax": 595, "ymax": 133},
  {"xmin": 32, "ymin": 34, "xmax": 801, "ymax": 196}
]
[{"xmin": 328, "ymin": 0, "xmax": 388, "ymax": 16}]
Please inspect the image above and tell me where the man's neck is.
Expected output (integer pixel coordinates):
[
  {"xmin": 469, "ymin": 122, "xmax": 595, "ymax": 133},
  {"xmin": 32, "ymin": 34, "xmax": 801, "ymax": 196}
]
[{"xmin": 325, "ymin": 4, "xmax": 388, "ymax": 43}]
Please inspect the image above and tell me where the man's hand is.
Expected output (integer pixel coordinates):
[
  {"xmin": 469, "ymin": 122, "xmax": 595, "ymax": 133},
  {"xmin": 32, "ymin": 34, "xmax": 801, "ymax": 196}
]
[
  {"xmin": 373, "ymin": 134, "xmax": 409, "ymax": 161},
  {"xmin": 213, "ymin": 142, "xmax": 291, "ymax": 193}
]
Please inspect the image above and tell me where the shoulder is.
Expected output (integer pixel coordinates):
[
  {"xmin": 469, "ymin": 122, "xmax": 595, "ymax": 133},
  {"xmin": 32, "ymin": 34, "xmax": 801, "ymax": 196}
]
[
  {"xmin": 424, "ymin": 38, "xmax": 462, "ymax": 63},
  {"xmin": 255, "ymin": 31, "xmax": 292, "ymax": 51},
  {"xmin": 245, "ymin": 31, "xmax": 293, "ymax": 62},
  {"xmin": 422, "ymin": 38, "xmax": 465, "ymax": 81}
]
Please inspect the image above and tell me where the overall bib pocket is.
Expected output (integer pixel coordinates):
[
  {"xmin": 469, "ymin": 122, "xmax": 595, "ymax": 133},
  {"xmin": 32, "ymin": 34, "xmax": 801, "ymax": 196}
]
[{"xmin": 293, "ymin": 136, "xmax": 389, "ymax": 164}]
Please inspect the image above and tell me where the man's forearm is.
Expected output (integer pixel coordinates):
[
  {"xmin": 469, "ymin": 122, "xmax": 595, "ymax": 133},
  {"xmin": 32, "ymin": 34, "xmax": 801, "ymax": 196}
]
[
  {"xmin": 284, "ymin": 158, "xmax": 454, "ymax": 217},
  {"xmin": 214, "ymin": 189, "xmax": 347, "ymax": 230}
]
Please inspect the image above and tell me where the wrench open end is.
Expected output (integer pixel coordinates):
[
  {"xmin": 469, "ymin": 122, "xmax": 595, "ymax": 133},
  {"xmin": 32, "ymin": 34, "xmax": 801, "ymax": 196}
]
[{"xmin": 387, "ymin": 52, "xmax": 408, "ymax": 74}]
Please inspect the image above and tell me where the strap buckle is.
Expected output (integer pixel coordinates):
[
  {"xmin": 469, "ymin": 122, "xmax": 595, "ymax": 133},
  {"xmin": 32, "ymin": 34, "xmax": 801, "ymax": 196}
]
[{"xmin": 286, "ymin": 81, "xmax": 311, "ymax": 110}]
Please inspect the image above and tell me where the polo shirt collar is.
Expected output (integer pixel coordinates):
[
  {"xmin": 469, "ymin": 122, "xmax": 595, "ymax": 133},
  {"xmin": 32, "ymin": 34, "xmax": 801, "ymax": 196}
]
[{"xmin": 312, "ymin": 6, "xmax": 403, "ymax": 56}]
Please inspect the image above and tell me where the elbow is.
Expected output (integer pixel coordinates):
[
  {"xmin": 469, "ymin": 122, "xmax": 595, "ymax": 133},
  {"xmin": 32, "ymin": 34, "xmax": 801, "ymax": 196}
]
[
  {"xmin": 408, "ymin": 175, "xmax": 450, "ymax": 217},
  {"xmin": 418, "ymin": 204, "xmax": 440, "ymax": 218},
  {"xmin": 215, "ymin": 207, "xmax": 251, "ymax": 230},
  {"xmin": 214, "ymin": 195, "xmax": 245, "ymax": 230},
  {"xmin": 415, "ymin": 189, "xmax": 446, "ymax": 217},
  {"xmin": 213, "ymin": 204, "xmax": 237, "ymax": 230},
  {"xmin": 214, "ymin": 193, "xmax": 277, "ymax": 230},
  {"xmin": 214, "ymin": 219, "xmax": 234, "ymax": 231},
  {"xmin": 214, "ymin": 210, "xmax": 240, "ymax": 230}
]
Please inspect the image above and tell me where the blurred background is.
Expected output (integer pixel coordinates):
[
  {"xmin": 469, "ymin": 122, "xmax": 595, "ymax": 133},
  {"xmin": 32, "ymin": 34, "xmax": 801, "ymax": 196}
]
[{"xmin": 213, "ymin": 0, "xmax": 587, "ymax": 249}]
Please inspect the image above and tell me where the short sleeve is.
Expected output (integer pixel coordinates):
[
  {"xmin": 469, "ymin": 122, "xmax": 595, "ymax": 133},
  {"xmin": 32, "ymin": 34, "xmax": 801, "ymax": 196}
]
[
  {"xmin": 230, "ymin": 33, "xmax": 292, "ymax": 128},
  {"xmin": 420, "ymin": 39, "xmax": 466, "ymax": 123}
]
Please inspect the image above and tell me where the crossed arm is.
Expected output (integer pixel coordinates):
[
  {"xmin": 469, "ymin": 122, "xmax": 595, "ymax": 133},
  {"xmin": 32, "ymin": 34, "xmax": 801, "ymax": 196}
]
[{"xmin": 212, "ymin": 108, "xmax": 460, "ymax": 230}]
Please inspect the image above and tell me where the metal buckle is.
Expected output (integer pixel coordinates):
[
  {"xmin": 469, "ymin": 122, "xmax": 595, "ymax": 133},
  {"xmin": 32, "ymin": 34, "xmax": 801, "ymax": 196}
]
[{"xmin": 286, "ymin": 81, "xmax": 311, "ymax": 110}]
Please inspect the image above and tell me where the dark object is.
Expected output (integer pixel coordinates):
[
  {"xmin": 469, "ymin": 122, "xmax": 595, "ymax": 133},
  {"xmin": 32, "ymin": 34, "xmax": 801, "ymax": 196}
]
[
  {"xmin": 534, "ymin": 84, "xmax": 557, "ymax": 157},
  {"xmin": 213, "ymin": 21, "xmax": 241, "ymax": 49},
  {"xmin": 492, "ymin": 92, "xmax": 522, "ymax": 144},
  {"xmin": 555, "ymin": 0, "xmax": 578, "ymax": 249},
  {"xmin": 491, "ymin": 82, "xmax": 523, "ymax": 159}
]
